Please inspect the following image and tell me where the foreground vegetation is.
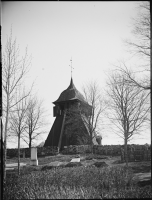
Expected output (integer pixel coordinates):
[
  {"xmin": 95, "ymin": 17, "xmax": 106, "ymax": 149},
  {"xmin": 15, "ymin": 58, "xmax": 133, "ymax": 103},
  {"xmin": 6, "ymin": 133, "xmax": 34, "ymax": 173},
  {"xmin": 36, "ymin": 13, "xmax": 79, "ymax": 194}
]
[{"xmin": 3, "ymin": 165, "xmax": 151, "ymax": 199}]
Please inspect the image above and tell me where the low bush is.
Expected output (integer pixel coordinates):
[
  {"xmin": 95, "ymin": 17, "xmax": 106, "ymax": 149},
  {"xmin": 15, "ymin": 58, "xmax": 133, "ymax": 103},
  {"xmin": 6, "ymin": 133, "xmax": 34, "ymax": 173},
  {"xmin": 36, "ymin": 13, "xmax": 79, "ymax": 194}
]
[{"xmin": 3, "ymin": 165, "xmax": 152, "ymax": 199}]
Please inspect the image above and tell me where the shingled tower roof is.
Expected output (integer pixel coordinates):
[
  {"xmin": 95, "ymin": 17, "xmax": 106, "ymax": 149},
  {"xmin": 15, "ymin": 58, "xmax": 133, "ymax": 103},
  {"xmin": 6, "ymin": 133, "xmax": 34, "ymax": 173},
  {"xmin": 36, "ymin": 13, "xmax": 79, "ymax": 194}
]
[{"xmin": 53, "ymin": 78, "xmax": 86, "ymax": 105}]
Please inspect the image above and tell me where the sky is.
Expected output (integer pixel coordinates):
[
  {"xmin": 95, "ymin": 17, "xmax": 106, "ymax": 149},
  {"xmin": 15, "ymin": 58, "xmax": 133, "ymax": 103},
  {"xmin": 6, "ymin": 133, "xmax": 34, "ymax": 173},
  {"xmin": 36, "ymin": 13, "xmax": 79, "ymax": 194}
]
[{"xmin": 1, "ymin": 1, "xmax": 150, "ymax": 148}]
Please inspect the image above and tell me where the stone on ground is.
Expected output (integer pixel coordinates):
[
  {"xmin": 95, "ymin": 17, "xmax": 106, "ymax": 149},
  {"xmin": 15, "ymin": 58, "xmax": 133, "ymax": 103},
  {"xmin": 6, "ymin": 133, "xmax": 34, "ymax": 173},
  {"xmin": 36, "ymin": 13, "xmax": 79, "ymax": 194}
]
[
  {"xmin": 133, "ymin": 172, "xmax": 151, "ymax": 187},
  {"xmin": 6, "ymin": 163, "xmax": 27, "ymax": 167},
  {"xmin": 70, "ymin": 158, "xmax": 80, "ymax": 162},
  {"xmin": 6, "ymin": 162, "xmax": 27, "ymax": 171},
  {"xmin": 6, "ymin": 168, "xmax": 14, "ymax": 171}
]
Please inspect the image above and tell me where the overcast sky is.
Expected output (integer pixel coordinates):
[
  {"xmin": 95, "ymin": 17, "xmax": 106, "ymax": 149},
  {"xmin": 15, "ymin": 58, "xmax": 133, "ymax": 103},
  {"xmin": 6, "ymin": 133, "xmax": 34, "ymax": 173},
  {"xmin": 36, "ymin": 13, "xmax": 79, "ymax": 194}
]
[{"xmin": 2, "ymin": 1, "xmax": 150, "ymax": 148}]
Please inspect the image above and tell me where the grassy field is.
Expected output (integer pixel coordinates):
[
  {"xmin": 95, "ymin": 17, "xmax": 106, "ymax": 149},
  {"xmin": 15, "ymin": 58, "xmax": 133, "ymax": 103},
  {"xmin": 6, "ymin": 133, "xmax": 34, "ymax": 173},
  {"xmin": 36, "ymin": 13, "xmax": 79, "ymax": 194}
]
[{"xmin": 4, "ymin": 154, "xmax": 151, "ymax": 199}]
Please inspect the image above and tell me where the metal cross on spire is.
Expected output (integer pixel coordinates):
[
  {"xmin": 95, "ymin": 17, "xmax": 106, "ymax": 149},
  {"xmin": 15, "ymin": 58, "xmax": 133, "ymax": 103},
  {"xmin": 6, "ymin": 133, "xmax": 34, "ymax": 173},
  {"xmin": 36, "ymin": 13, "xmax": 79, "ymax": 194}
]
[{"xmin": 69, "ymin": 57, "xmax": 74, "ymax": 77}]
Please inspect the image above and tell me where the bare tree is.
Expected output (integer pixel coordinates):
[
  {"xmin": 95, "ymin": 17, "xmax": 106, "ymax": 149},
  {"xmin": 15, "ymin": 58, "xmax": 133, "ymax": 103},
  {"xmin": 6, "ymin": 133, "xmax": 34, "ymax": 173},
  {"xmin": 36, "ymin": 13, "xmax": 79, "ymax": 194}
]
[
  {"xmin": 126, "ymin": 2, "xmax": 150, "ymax": 59},
  {"xmin": 9, "ymin": 89, "xmax": 29, "ymax": 175},
  {"xmin": 106, "ymin": 72, "xmax": 150, "ymax": 166},
  {"xmin": 2, "ymin": 31, "xmax": 31, "ymax": 182},
  {"xmin": 21, "ymin": 96, "xmax": 47, "ymax": 154},
  {"xmin": 115, "ymin": 62, "xmax": 150, "ymax": 91},
  {"xmin": 82, "ymin": 81, "xmax": 106, "ymax": 146},
  {"xmin": 122, "ymin": 1, "xmax": 150, "ymax": 90}
]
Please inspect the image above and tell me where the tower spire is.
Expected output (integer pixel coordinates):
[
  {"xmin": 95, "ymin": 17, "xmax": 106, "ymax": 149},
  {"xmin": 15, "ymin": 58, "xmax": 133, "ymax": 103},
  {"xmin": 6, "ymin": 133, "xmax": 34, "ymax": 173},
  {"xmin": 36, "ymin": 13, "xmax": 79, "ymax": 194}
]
[{"xmin": 69, "ymin": 57, "xmax": 74, "ymax": 78}]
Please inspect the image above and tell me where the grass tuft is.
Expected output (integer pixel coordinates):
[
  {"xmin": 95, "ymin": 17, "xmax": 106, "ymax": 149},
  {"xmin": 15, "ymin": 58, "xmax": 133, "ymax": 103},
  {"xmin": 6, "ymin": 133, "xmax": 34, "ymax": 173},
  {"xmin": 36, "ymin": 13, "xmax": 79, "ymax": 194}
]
[{"xmin": 3, "ymin": 165, "xmax": 152, "ymax": 199}]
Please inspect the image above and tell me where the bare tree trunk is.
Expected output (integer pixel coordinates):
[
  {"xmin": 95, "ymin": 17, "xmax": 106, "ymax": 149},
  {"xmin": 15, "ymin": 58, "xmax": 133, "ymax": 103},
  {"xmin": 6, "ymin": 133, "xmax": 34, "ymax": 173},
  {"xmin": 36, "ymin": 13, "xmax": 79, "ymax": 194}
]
[
  {"xmin": 124, "ymin": 137, "xmax": 128, "ymax": 167},
  {"xmin": 90, "ymin": 133, "xmax": 93, "ymax": 154},
  {"xmin": 3, "ymin": 136, "xmax": 7, "ymax": 184},
  {"xmin": 29, "ymin": 137, "xmax": 31, "ymax": 158},
  {"xmin": 18, "ymin": 135, "xmax": 20, "ymax": 175},
  {"xmin": 3, "ymin": 99, "xmax": 9, "ymax": 183},
  {"xmin": 91, "ymin": 144, "xmax": 93, "ymax": 154}
]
